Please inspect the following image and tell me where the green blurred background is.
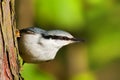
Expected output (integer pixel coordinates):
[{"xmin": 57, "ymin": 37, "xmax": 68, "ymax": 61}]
[{"xmin": 18, "ymin": 0, "xmax": 120, "ymax": 80}]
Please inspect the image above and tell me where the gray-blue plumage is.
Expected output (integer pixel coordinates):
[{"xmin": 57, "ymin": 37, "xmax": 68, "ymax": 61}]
[{"xmin": 18, "ymin": 27, "xmax": 82, "ymax": 63}]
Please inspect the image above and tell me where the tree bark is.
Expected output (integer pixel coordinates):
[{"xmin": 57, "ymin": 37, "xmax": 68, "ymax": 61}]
[{"xmin": 0, "ymin": 0, "xmax": 21, "ymax": 80}]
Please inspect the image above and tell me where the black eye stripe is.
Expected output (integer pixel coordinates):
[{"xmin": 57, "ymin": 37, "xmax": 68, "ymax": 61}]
[{"xmin": 42, "ymin": 34, "xmax": 72, "ymax": 40}]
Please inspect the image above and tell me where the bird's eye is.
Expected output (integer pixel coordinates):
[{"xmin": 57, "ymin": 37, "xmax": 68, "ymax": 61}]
[
  {"xmin": 51, "ymin": 35, "xmax": 58, "ymax": 39},
  {"xmin": 63, "ymin": 37, "xmax": 69, "ymax": 40},
  {"xmin": 42, "ymin": 34, "xmax": 72, "ymax": 41},
  {"xmin": 42, "ymin": 34, "xmax": 51, "ymax": 39},
  {"xmin": 52, "ymin": 36, "xmax": 70, "ymax": 40}
]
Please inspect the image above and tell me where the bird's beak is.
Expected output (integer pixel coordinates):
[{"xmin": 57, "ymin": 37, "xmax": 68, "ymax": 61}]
[{"xmin": 71, "ymin": 38, "xmax": 85, "ymax": 43}]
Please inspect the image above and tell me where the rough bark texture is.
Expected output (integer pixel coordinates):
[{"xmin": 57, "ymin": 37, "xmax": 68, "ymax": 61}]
[{"xmin": 0, "ymin": 0, "xmax": 21, "ymax": 80}]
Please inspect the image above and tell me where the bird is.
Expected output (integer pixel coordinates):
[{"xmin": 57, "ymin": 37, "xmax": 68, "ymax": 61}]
[{"xmin": 18, "ymin": 27, "xmax": 84, "ymax": 63}]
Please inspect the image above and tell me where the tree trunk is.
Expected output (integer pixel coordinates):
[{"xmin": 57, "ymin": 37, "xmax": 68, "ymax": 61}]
[{"xmin": 0, "ymin": 0, "xmax": 21, "ymax": 80}]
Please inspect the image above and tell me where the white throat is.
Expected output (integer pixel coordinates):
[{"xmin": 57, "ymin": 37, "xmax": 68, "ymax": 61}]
[{"xmin": 20, "ymin": 34, "xmax": 62, "ymax": 63}]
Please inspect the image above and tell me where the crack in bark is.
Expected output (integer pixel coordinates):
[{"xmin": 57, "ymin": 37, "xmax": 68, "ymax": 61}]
[
  {"xmin": 0, "ymin": 22, "xmax": 5, "ymax": 51},
  {"xmin": 0, "ymin": 0, "xmax": 3, "ymax": 3},
  {"xmin": 0, "ymin": 22, "xmax": 3, "ymax": 70},
  {"xmin": 1, "ymin": 26, "xmax": 11, "ymax": 79},
  {"xmin": 0, "ymin": 0, "xmax": 21, "ymax": 79},
  {"xmin": 6, "ymin": 50, "xmax": 14, "ymax": 80}
]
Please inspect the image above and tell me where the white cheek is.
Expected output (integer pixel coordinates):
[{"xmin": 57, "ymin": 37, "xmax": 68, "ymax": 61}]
[
  {"xmin": 40, "ymin": 38, "xmax": 57, "ymax": 46},
  {"xmin": 55, "ymin": 40, "xmax": 72, "ymax": 46}
]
